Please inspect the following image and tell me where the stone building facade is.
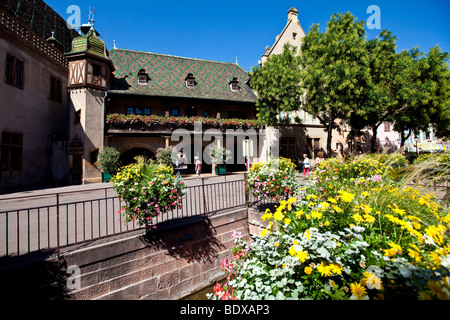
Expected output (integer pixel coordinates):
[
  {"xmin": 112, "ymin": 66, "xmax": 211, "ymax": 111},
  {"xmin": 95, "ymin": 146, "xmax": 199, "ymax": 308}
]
[{"xmin": 0, "ymin": 0, "xmax": 79, "ymax": 191}]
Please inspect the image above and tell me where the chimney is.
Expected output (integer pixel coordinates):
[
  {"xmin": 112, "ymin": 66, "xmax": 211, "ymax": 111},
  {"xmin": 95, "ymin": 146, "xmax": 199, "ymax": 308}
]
[{"xmin": 287, "ymin": 7, "xmax": 299, "ymax": 22}]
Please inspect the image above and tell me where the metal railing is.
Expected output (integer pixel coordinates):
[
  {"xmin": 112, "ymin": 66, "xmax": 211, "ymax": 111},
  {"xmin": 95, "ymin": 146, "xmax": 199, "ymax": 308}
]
[{"xmin": 0, "ymin": 177, "xmax": 247, "ymax": 258}]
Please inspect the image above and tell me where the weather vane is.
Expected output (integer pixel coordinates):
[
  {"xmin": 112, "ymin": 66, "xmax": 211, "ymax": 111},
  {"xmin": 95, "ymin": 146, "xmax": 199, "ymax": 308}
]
[{"xmin": 88, "ymin": 6, "xmax": 95, "ymax": 27}]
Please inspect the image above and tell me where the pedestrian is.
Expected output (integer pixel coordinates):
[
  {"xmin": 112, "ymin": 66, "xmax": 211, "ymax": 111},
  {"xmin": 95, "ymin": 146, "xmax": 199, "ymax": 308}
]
[
  {"xmin": 195, "ymin": 156, "xmax": 202, "ymax": 177},
  {"xmin": 303, "ymin": 154, "xmax": 310, "ymax": 176},
  {"xmin": 315, "ymin": 151, "xmax": 324, "ymax": 166}
]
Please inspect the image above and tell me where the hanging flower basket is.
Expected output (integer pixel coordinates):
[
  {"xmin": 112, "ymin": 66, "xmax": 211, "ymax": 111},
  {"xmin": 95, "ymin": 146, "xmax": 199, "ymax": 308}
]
[{"xmin": 111, "ymin": 157, "xmax": 186, "ymax": 229}]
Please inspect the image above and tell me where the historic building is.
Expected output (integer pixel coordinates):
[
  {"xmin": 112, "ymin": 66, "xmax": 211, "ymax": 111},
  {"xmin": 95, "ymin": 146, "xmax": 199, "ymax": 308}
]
[
  {"xmin": 65, "ymin": 23, "xmax": 261, "ymax": 183},
  {"xmin": 0, "ymin": 0, "xmax": 79, "ymax": 190},
  {"xmin": 259, "ymin": 7, "xmax": 331, "ymax": 164}
]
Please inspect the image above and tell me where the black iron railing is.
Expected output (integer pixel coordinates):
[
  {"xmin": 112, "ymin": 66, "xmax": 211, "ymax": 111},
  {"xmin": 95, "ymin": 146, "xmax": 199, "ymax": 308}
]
[{"xmin": 0, "ymin": 177, "xmax": 247, "ymax": 258}]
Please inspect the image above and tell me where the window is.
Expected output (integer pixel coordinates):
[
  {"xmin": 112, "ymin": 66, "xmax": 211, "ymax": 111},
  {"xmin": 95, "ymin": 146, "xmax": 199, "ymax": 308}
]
[
  {"xmin": 5, "ymin": 54, "xmax": 24, "ymax": 89},
  {"xmin": 280, "ymin": 138, "xmax": 297, "ymax": 161},
  {"xmin": 384, "ymin": 122, "xmax": 391, "ymax": 132},
  {"xmin": 137, "ymin": 69, "xmax": 149, "ymax": 85},
  {"xmin": 1, "ymin": 132, "xmax": 22, "ymax": 171},
  {"xmin": 293, "ymin": 33, "xmax": 297, "ymax": 40},
  {"xmin": 229, "ymin": 77, "xmax": 240, "ymax": 91},
  {"xmin": 185, "ymin": 73, "xmax": 196, "ymax": 88},
  {"xmin": 50, "ymin": 76, "xmax": 62, "ymax": 102},
  {"xmin": 171, "ymin": 109, "xmax": 179, "ymax": 117},
  {"xmin": 92, "ymin": 64, "xmax": 101, "ymax": 77},
  {"xmin": 126, "ymin": 107, "xmax": 149, "ymax": 115}
]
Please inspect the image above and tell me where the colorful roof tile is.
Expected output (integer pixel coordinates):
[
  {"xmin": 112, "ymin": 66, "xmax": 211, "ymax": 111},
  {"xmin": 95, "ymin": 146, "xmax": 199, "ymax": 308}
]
[
  {"xmin": 67, "ymin": 26, "xmax": 109, "ymax": 59},
  {"xmin": 108, "ymin": 48, "xmax": 257, "ymax": 103}
]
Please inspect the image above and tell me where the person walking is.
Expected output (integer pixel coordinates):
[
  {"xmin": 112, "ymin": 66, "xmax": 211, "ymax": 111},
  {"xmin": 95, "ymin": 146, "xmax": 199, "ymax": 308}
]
[
  {"xmin": 303, "ymin": 154, "xmax": 310, "ymax": 176},
  {"xmin": 195, "ymin": 156, "xmax": 202, "ymax": 177}
]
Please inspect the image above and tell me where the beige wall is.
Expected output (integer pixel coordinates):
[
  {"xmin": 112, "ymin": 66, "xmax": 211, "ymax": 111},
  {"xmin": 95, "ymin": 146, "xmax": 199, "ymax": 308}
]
[
  {"xmin": 0, "ymin": 30, "xmax": 69, "ymax": 189},
  {"xmin": 68, "ymin": 88, "xmax": 105, "ymax": 184}
]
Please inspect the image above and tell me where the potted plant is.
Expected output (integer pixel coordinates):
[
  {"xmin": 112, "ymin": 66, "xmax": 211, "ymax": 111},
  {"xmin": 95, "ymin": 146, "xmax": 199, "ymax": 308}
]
[
  {"xmin": 210, "ymin": 146, "xmax": 231, "ymax": 175},
  {"xmin": 97, "ymin": 146, "xmax": 121, "ymax": 182}
]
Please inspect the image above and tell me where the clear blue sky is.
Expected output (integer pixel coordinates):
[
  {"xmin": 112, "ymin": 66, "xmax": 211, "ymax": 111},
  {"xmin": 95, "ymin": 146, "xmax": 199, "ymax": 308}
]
[{"xmin": 45, "ymin": 0, "xmax": 450, "ymax": 72}]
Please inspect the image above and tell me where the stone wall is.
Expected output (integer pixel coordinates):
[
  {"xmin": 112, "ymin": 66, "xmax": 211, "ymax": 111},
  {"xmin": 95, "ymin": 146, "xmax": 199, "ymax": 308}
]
[{"xmin": 0, "ymin": 208, "xmax": 249, "ymax": 300}]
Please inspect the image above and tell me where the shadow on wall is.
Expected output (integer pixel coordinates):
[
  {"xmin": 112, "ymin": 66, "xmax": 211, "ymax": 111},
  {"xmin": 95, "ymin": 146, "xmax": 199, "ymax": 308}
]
[{"xmin": 140, "ymin": 216, "xmax": 225, "ymax": 263}]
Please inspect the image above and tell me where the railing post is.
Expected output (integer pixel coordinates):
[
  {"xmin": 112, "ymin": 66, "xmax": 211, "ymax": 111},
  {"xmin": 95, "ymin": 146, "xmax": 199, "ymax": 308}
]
[
  {"xmin": 202, "ymin": 177, "xmax": 208, "ymax": 217},
  {"xmin": 56, "ymin": 193, "xmax": 60, "ymax": 257}
]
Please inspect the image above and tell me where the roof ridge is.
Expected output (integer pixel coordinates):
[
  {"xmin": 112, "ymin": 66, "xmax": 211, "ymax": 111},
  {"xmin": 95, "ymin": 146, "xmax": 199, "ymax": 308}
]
[{"xmin": 109, "ymin": 48, "xmax": 247, "ymax": 71}]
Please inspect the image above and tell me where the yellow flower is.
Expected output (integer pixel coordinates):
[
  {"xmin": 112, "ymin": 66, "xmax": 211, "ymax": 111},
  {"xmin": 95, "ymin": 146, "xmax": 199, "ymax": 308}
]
[
  {"xmin": 260, "ymin": 228, "xmax": 270, "ymax": 237},
  {"xmin": 408, "ymin": 249, "xmax": 421, "ymax": 262},
  {"xmin": 350, "ymin": 282, "xmax": 368, "ymax": 299},
  {"xmin": 274, "ymin": 242, "xmax": 279, "ymax": 247},
  {"xmin": 324, "ymin": 221, "xmax": 330, "ymax": 226},
  {"xmin": 339, "ymin": 190, "xmax": 355, "ymax": 203},
  {"xmin": 295, "ymin": 210, "xmax": 304, "ymax": 218},
  {"xmin": 332, "ymin": 205, "xmax": 342, "ymax": 213},
  {"xmin": 311, "ymin": 211, "xmax": 323, "ymax": 219},
  {"xmin": 392, "ymin": 205, "xmax": 406, "ymax": 216},
  {"xmin": 304, "ymin": 266, "xmax": 312, "ymax": 275},
  {"xmin": 353, "ymin": 214, "xmax": 364, "ymax": 223},
  {"xmin": 296, "ymin": 250, "xmax": 309, "ymax": 263},
  {"xmin": 317, "ymin": 262, "xmax": 332, "ymax": 277},
  {"xmin": 363, "ymin": 214, "xmax": 376, "ymax": 223},
  {"xmin": 273, "ymin": 209, "xmax": 284, "ymax": 221},
  {"xmin": 304, "ymin": 229, "xmax": 311, "ymax": 240},
  {"xmin": 328, "ymin": 198, "xmax": 337, "ymax": 204},
  {"xmin": 284, "ymin": 218, "xmax": 291, "ymax": 225},
  {"xmin": 331, "ymin": 263, "xmax": 343, "ymax": 275},
  {"xmin": 361, "ymin": 191, "xmax": 370, "ymax": 197}
]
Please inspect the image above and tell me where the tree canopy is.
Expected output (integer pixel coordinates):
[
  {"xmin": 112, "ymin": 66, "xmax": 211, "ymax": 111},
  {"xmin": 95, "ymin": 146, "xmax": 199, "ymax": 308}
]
[{"xmin": 249, "ymin": 44, "xmax": 303, "ymax": 126}]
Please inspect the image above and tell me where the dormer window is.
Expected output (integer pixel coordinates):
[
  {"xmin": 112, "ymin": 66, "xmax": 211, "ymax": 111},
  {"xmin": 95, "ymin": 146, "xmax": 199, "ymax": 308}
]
[
  {"xmin": 229, "ymin": 77, "xmax": 240, "ymax": 91},
  {"xmin": 138, "ymin": 69, "xmax": 149, "ymax": 85},
  {"xmin": 185, "ymin": 73, "xmax": 196, "ymax": 88}
]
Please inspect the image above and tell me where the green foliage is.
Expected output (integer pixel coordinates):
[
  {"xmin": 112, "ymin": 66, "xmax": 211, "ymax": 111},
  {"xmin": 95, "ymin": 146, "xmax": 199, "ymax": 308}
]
[
  {"xmin": 111, "ymin": 157, "xmax": 186, "ymax": 227},
  {"xmin": 156, "ymin": 146, "xmax": 177, "ymax": 168},
  {"xmin": 245, "ymin": 157, "xmax": 300, "ymax": 202},
  {"xmin": 299, "ymin": 12, "xmax": 370, "ymax": 155},
  {"xmin": 211, "ymin": 154, "xmax": 450, "ymax": 300},
  {"xmin": 97, "ymin": 146, "xmax": 121, "ymax": 173},
  {"xmin": 249, "ymin": 44, "xmax": 303, "ymax": 126},
  {"xmin": 210, "ymin": 146, "xmax": 231, "ymax": 165}
]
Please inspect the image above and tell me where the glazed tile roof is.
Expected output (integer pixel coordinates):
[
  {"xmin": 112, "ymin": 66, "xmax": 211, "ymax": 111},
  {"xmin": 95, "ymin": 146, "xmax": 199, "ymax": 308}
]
[
  {"xmin": 1, "ymin": 0, "xmax": 79, "ymax": 52},
  {"xmin": 108, "ymin": 48, "xmax": 257, "ymax": 103},
  {"xmin": 67, "ymin": 27, "xmax": 109, "ymax": 59}
]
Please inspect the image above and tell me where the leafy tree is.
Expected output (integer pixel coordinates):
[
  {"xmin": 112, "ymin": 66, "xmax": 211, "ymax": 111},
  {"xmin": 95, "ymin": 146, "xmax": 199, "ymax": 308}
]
[
  {"xmin": 299, "ymin": 12, "xmax": 370, "ymax": 156},
  {"xmin": 348, "ymin": 30, "xmax": 399, "ymax": 153},
  {"xmin": 393, "ymin": 46, "xmax": 450, "ymax": 146},
  {"xmin": 250, "ymin": 44, "xmax": 303, "ymax": 126}
]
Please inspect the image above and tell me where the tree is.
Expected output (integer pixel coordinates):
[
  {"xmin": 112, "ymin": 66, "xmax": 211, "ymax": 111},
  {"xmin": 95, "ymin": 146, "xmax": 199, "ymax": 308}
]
[
  {"xmin": 348, "ymin": 30, "xmax": 399, "ymax": 153},
  {"xmin": 393, "ymin": 46, "xmax": 450, "ymax": 146},
  {"xmin": 299, "ymin": 12, "xmax": 370, "ymax": 156},
  {"xmin": 249, "ymin": 44, "xmax": 303, "ymax": 126}
]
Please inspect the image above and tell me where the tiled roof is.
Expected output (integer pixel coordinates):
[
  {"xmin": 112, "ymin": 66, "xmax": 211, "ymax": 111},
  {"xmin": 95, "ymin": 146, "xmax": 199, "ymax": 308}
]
[
  {"xmin": 67, "ymin": 27, "xmax": 109, "ymax": 59},
  {"xmin": 108, "ymin": 48, "xmax": 257, "ymax": 103},
  {"xmin": 0, "ymin": 0, "xmax": 79, "ymax": 52}
]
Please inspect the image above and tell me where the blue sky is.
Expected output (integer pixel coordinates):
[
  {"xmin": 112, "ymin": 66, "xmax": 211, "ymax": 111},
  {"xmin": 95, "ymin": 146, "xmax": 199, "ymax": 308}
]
[{"xmin": 45, "ymin": 0, "xmax": 450, "ymax": 72}]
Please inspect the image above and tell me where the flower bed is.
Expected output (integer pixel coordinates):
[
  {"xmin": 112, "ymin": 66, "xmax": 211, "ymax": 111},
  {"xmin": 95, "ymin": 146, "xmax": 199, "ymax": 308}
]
[
  {"xmin": 245, "ymin": 157, "xmax": 300, "ymax": 202},
  {"xmin": 111, "ymin": 157, "xmax": 186, "ymax": 228},
  {"xmin": 210, "ymin": 154, "xmax": 450, "ymax": 300},
  {"xmin": 105, "ymin": 113, "xmax": 266, "ymax": 130}
]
